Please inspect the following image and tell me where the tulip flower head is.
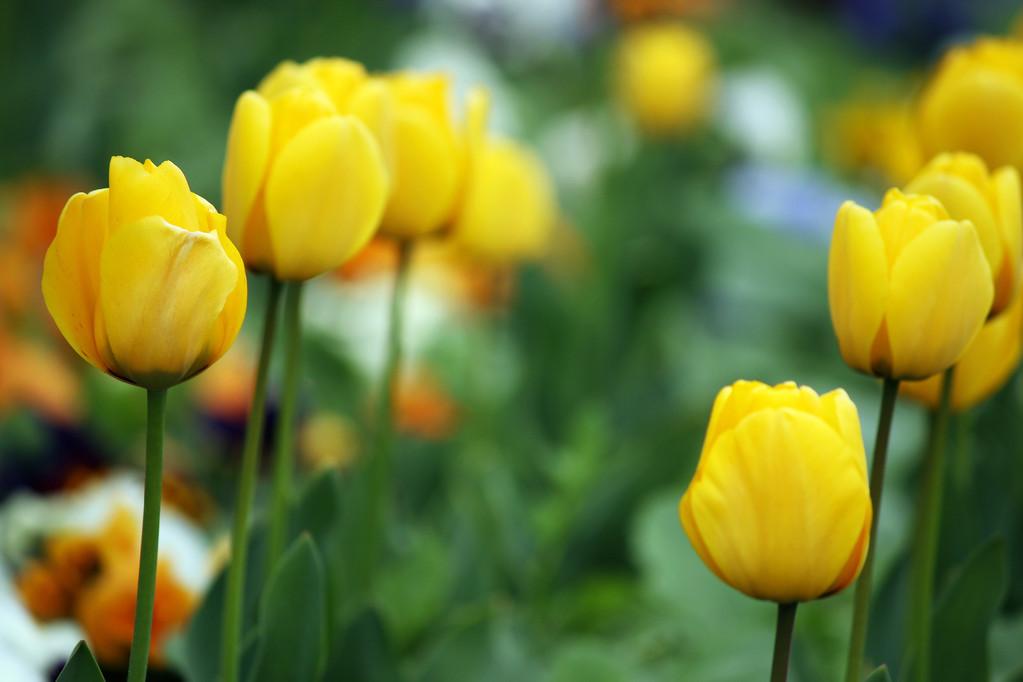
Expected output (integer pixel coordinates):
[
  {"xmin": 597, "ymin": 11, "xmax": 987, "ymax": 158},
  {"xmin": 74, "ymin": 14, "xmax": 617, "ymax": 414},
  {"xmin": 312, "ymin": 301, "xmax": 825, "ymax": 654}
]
[
  {"xmin": 679, "ymin": 381, "xmax": 872, "ymax": 603},
  {"xmin": 906, "ymin": 153, "xmax": 1022, "ymax": 316},
  {"xmin": 379, "ymin": 73, "xmax": 489, "ymax": 239},
  {"xmin": 42, "ymin": 157, "xmax": 247, "ymax": 390},
  {"xmin": 613, "ymin": 21, "xmax": 716, "ymax": 136},
  {"xmin": 919, "ymin": 38, "xmax": 1023, "ymax": 172},
  {"xmin": 222, "ymin": 57, "xmax": 390, "ymax": 281},
  {"xmin": 451, "ymin": 136, "xmax": 556, "ymax": 264},
  {"xmin": 902, "ymin": 292, "xmax": 1023, "ymax": 412},
  {"xmin": 828, "ymin": 189, "xmax": 993, "ymax": 380}
]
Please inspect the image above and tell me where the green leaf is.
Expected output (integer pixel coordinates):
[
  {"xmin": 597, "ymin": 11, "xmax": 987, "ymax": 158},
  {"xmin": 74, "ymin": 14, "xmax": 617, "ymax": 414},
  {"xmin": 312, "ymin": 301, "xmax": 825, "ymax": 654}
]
[
  {"xmin": 323, "ymin": 607, "xmax": 401, "ymax": 682},
  {"xmin": 172, "ymin": 518, "xmax": 269, "ymax": 681},
  {"xmin": 247, "ymin": 534, "xmax": 327, "ymax": 682},
  {"xmin": 929, "ymin": 538, "xmax": 1007, "ymax": 681},
  {"xmin": 865, "ymin": 665, "xmax": 893, "ymax": 682},
  {"xmin": 56, "ymin": 641, "xmax": 105, "ymax": 682},
  {"xmin": 376, "ymin": 530, "xmax": 451, "ymax": 646}
]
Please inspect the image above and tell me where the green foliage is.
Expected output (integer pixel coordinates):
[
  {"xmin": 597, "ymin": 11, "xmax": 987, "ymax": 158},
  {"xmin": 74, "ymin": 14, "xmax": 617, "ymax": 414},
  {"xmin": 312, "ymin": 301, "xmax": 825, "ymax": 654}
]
[
  {"xmin": 56, "ymin": 642, "xmax": 105, "ymax": 682},
  {"xmin": 865, "ymin": 665, "xmax": 893, "ymax": 682},
  {"xmin": 248, "ymin": 535, "xmax": 327, "ymax": 682}
]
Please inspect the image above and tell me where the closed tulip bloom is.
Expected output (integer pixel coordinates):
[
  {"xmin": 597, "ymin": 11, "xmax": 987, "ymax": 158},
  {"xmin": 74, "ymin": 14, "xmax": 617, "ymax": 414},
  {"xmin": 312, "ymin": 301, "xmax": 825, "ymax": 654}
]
[
  {"xmin": 42, "ymin": 157, "xmax": 247, "ymax": 390},
  {"xmin": 919, "ymin": 38, "xmax": 1023, "ymax": 171},
  {"xmin": 380, "ymin": 73, "xmax": 488, "ymax": 239},
  {"xmin": 614, "ymin": 22, "xmax": 716, "ymax": 136},
  {"xmin": 679, "ymin": 381, "xmax": 872, "ymax": 603},
  {"xmin": 222, "ymin": 57, "xmax": 390, "ymax": 281},
  {"xmin": 451, "ymin": 136, "xmax": 556, "ymax": 264},
  {"xmin": 902, "ymin": 292, "xmax": 1023, "ymax": 412},
  {"xmin": 829, "ymin": 189, "xmax": 993, "ymax": 380},
  {"xmin": 907, "ymin": 153, "xmax": 1022, "ymax": 316}
]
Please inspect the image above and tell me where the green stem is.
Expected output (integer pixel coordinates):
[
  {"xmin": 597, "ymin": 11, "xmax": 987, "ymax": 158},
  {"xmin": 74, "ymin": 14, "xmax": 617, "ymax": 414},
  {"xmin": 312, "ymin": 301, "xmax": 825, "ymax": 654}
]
[
  {"xmin": 359, "ymin": 238, "xmax": 414, "ymax": 597},
  {"xmin": 770, "ymin": 602, "xmax": 798, "ymax": 682},
  {"xmin": 267, "ymin": 281, "xmax": 304, "ymax": 573},
  {"xmin": 845, "ymin": 377, "xmax": 900, "ymax": 682},
  {"xmin": 221, "ymin": 278, "xmax": 281, "ymax": 682},
  {"xmin": 126, "ymin": 388, "xmax": 167, "ymax": 682},
  {"xmin": 907, "ymin": 366, "xmax": 954, "ymax": 681}
]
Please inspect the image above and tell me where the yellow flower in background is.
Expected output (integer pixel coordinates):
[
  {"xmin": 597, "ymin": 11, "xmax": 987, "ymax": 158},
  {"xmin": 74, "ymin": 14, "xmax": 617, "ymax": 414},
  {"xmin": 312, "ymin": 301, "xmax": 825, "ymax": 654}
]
[
  {"xmin": 679, "ymin": 381, "xmax": 872, "ymax": 603},
  {"xmin": 824, "ymin": 95, "xmax": 923, "ymax": 186},
  {"xmin": 613, "ymin": 21, "xmax": 716, "ymax": 136},
  {"xmin": 918, "ymin": 38, "xmax": 1023, "ymax": 171},
  {"xmin": 828, "ymin": 189, "xmax": 993, "ymax": 380},
  {"xmin": 906, "ymin": 153, "xmax": 1022, "ymax": 316},
  {"xmin": 902, "ymin": 293, "xmax": 1023, "ymax": 412},
  {"xmin": 452, "ymin": 136, "xmax": 556, "ymax": 264},
  {"xmin": 222, "ymin": 57, "xmax": 390, "ymax": 280},
  {"xmin": 379, "ymin": 73, "xmax": 489, "ymax": 239},
  {"xmin": 42, "ymin": 157, "xmax": 247, "ymax": 390}
]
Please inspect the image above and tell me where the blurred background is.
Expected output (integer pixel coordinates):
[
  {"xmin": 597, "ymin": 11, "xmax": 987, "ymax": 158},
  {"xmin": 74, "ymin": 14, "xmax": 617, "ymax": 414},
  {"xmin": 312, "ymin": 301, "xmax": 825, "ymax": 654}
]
[{"xmin": 3, "ymin": 0, "xmax": 1023, "ymax": 680}]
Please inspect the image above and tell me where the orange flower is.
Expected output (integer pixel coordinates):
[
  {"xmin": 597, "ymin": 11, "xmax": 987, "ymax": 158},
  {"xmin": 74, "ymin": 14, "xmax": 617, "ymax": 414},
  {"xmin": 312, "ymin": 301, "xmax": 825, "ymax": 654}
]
[
  {"xmin": 333, "ymin": 236, "xmax": 399, "ymax": 281},
  {"xmin": 192, "ymin": 342, "xmax": 256, "ymax": 423},
  {"xmin": 0, "ymin": 329, "xmax": 80, "ymax": 423},
  {"xmin": 394, "ymin": 369, "xmax": 458, "ymax": 440},
  {"xmin": 16, "ymin": 561, "xmax": 71, "ymax": 621},
  {"xmin": 609, "ymin": 0, "xmax": 724, "ymax": 22},
  {"xmin": 75, "ymin": 560, "xmax": 195, "ymax": 666}
]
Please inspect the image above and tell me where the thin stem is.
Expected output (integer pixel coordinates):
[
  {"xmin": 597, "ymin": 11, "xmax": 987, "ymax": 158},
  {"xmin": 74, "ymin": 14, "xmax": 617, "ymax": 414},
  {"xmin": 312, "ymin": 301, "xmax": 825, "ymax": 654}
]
[
  {"xmin": 845, "ymin": 377, "xmax": 900, "ymax": 682},
  {"xmin": 358, "ymin": 238, "xmax": 414, "ymax": 597},
  {"xmin": 770, "ymin": 602, "xmax": 798, "ymax": 682},
  {"xmin": 126, "ymin": 388, "xmax": 167, "ymax": 682},
  {"xmin": 221, "ymin": 278, "xmax": 282, "ymax": 682},
  {"xmin": 907, "ymin": 366, "xmax": 954, "ymax": 682},
  {"xmin": 267, "ymin": 281, "xmax": 304, "ymax": 573}
]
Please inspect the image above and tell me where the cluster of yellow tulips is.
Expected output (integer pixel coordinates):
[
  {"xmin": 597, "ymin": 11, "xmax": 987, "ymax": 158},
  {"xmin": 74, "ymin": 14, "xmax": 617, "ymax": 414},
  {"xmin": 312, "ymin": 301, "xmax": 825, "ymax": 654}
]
[
  {"xmin": 41, "ymin": 56, "xmax": 554, "ymax": 681},
  {"xmin": 677, "ymin": 36, "xmax": 1023, "ymax": 681}
]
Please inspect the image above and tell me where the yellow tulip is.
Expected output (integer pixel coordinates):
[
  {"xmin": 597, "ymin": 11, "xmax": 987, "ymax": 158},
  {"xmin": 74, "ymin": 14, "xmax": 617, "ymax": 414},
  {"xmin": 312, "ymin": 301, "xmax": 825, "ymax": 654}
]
[
  {"xmin": 613, "ymin": 21, "xmax": 716, "ymax": 136},
  {"xmin": 824, "ymin": 95, "xmax": 923, "ymax": 186},
  {"xmin": 222, "ymin": 57, "xmax": 390, "ymax": 281},
  {"xmin": 906, "ymin": 153, "xmax": 1022, "ymax": 316},
  {"xmin": 379, "ymin": 73, "xmax": 488, "ymax": 239},
  {"xmin": 42, "ymin": 157, "xmax": 247, "ymax": 390},
  {"xmin": 902, "ymin": 292, "xmax": 1023, "ymax": 412},
  {"xmin": 451, "ymin": 136, "xmax": 556, "ymax": 263},
  {"xmin": 679, "ymin": 381, "xmax": 872, "ymax": 603},
  {"xmin": 828, "ymin": 189, "xmax": 993, "ymax": 380},
  {"xmin": 918, "ymin": 38, "xmax": 1023, "ymax": 171}
]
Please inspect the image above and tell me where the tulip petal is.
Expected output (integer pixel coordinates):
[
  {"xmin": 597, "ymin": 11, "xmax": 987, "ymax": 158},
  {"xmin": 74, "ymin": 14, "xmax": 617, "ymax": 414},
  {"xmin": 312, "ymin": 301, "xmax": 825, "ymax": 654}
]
[
  {"xmin": 906, "ymin": 171, "xmax": 1002, "ymax": 290},
  {"xmin": 887, "ymin": 220, "xmax": 993, "ymax": 379},
  {"xmin": 828, "ymin": 201, "xmax": 888, "ymax": 375},
  {"xmin": 109, "ymin": 157, "xmax": 199, "ymax": 233},
  {"xmin": 992, "ymin": 166, "xmax": 1023, "ymax": 313},
  {"xmin": 347, "ymin": 80, "xmax": 395, "ymax": 180},
  {"xmin": 920, "ymin": 68, "xmax": 1023, "ymax": 170},
  {"xmin": 223, "ymin": 91, "xmax": 271, "ymax": 251},
  {"xmin": 687, "ymin": 408, "xmax": 870, "ymax": 602},
  {"xmin": 41, "ymin": 190, "xmax": 110, "ymax": 370},
  {"xmin": 98, "ymin": 216, "xmax": 238, "ymax": 388},
  {"xmin": 265, "ymin": 116, "xmax": 388, "ymax": 281},
  {"xmin": 381, "ymin": 106, "xmax": 460, "ymax": 237}
]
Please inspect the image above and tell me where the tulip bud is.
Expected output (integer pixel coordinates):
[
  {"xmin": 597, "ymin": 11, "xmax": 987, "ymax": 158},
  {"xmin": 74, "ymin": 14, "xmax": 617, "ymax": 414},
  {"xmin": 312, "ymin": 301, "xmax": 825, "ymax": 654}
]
[
  {"xmin": 918, "ymin": 38, "xmax": 1023, "ymax": 172},
  {"xmin": 222, "ymin": 57, "xmax": 390, "ymax": 281},
  {"xmin": 42, "ymin": 157, "xmax": 247, "ymax": 390},
  {"xmin": 828, "ymin": 189, "xmax": 993, "ymax": 380},
  {"xmin": 902, "ymin": 292, "xmax": 1023, "ymax": 412},
  {"xmin": 451, "ymin": 136, "xmax": 556, "ymax": 264},
  {"xmin": 379, "ymin": 73, "xmax": 488, "ymax": 239},
  {"xmin": 906, "ymin": 153, "xmax": 1022, "ymax": 316},
  {"xmin": 613, "ymin": 22, "xmax": 716, "ymax": 137},
  {"xmin": 679, "ymin": 381, "xmax": 872, "ymax": 603}
]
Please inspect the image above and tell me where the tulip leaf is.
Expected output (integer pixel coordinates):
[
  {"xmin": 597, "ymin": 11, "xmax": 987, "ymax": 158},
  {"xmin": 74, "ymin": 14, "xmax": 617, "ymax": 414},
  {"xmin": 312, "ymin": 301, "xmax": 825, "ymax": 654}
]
[
  {"xmin": 56, "ymin": 641, "xmax": 105, "ymax": 682},
  {"xmin": 928, "ymin": 537, "xmax": 1006, "ymax": 681},
  {"xmin": 324, "ymin": 607, "xmax": 401, "ymax": 682},
  {"xmin": 247, "ymin": 534, "xmax": 327, "ymax": 682},
  {"xmin": 173, "ymin": 513, "xmax": 271, "ymax": 682},
  {"xmin": 864, "ymin": 665, "xmax": 892, "ymax": 682}
]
